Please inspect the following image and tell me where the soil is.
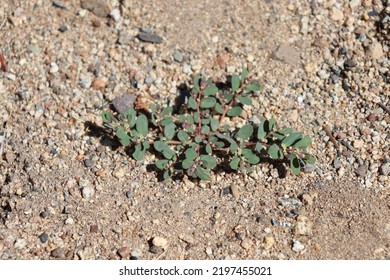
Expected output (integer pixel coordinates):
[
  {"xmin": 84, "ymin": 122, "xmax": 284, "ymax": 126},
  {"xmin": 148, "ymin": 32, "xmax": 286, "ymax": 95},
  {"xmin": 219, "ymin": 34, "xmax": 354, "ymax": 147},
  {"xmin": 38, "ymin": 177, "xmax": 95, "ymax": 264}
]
[{"xmin": 0, "ymin": 0, "xmax": 389, "ymax": 260}]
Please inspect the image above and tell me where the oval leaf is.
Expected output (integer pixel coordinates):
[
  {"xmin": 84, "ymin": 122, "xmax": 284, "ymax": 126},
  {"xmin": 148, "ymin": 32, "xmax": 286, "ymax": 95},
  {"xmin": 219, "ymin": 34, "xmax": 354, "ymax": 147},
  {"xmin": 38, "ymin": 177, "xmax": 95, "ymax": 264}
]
[
  {"xmin": 294, "ymin": 136, "xmax": 312, "ymax": 149},
  {"xmin": 200, "ymin": 155, "xmax": 217, "ymax": 169},
  {"xmin": 282, "ymin": 132, "xmax": 302, "ymax": 147},
  {"xmin": 196, "ymin": 166, "xmax": 211, "ymax": 181},
  {"xmin": 136, "ymin": 115, "xmax": 149, "ymax": 137},
  {"xmin": 227, "ymin": 106, "xmax": 243, "ymax": 117},
  {"xmin": 237, "ymin": 95, "xmax": 252, "ymax": 105},
  {"xmin": 116, "ymin": 128, "xmax": 130, "ymax": 146},
  {"xmin": 177, "ymin": 130, "xmax": 189, "ymax": 142},
  {"xmin": 236, "ymin": 124, "xmax": 254, "ymax": 141},
  {"xmin": 210, "ymin": 118, "xmax": 219, "ymax": 131},
  {"xmin": 182, "ymin": 158, "xmax": 194, "ymax": 169},
  {"xmin": 290, "ymin": 155, "xmax": 301, "ymax": 175},
  {"xmin": 164, "ymin": 123, "xmax": 176, "ymax": 140},
  {"xmin": 231, "ymin": 74, "xmax": 240, "ymax": 92},
  {"xmin": 200, "ymin": 97, "xmax": 217, "ymax": 109},
  {"xmin": 156, "ymin": 159, "xmax": 168, "ymax": 169},
  {"xmin": 204, "ymin": 85, "xmax": 218, "ymax": 96},
  {"xmin": 268, "ymin": 144, "xmax": 280, "ymax": 159},
  {"xmin": 230, "ymin": 156, "xmax": 240, "ymax": 170}
]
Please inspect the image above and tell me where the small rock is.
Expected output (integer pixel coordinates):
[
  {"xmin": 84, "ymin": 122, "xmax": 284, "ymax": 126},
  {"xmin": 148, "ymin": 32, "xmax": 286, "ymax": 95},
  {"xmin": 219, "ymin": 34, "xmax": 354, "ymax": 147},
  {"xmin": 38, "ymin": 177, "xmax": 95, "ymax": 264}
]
[
  {"xmin": 39, "ymin": 233, "xmax": 48, "ymax": 243},
  {"xmin": 137, "ymin": 32, "xmax": 162, "ymax": 44},
  {"xmin": 90, "ymin": 224, "xmax": 99, "ymax": 233},
  {"xmin": 183, "ymin": 63, "xmax": 192, "ymax": 74},
  {"xmin": 81, "ymin": 0, "xmax": 112, "ymax": 18},
  {"xmin": 273, "ymin": 44, "xmax": 300, "ymax": 65},
  {"xmin": 144, "ymin": 76, "xmax": 154, "ymax": 85},
  {"xmin": 112, "ymin": 93, "xmax": 136, "ymax": 114},
  {"xmin": 349, "ymin": 0, "xmax": 361, "ymax": 9},
  {"xmin": 355, "ymin": 164, "xmax": 368, "ymax": 177},
  {"xmin": 14, "ymin": 238, "xmax": 27, "ymax": 249},
  {"xmin": 40, "ymin": 211, "xmax": 48, "ymax": 218},
  {"xmin": 125, "ymin": 190, "xmax": 133, "ymax": 198},
  {"xmin": 110, "ymin": 8, "xmax": 121, "ymax": 21},
  {"xmin": 53, "ymin": 0, "xmax": 68, "ymax": 9},
  {"xmin": 113, "ymin": 167, "xmax": 126, "ymax": 179},
  {"xmin": 292, "ymin": 240, "xmax": 305, "ymax": 252},
  {"xmin": 173, "ymin": 49, "xmax": 184, "ymax": 62},
  {"xmin": 117, "ymin": 247, "xmax": 130, "ymax": 258},
  {"xmin": 369, "ymin": 41, "xmax": 384, "ymax": 59},
  {"xmin": 59, "ymin": 25, "xmax": 69, "ymax": 32},
  {"xmin": 49, "ymin": 62, "xmax": 59, "ymax": 74},
  {"xmin": 79, "ymin": 76, "xmax": 92, "ymax": 89},
  {"xmin": 65, "ymin": 217, "xmax": 74, "ymax": 225},
  {"xmin": 92, "ymin": 78, "xmax": 105, "ymax": 90},
  {"xmin": 150, "ymin": 245, "xmax": 163, "ymax": 254},
  {"xmin": 379, "ymin": 163, "xmax": 390, "ymax": 176},
  {"xmin": 230, "ymin": 185, "xmax": 240, "ymax": 199},
  {"xmin": 352, "ymin": 139, "xmax": 365, "ymax": 149},
  {"xmin": 264, "ymin": 236, "xmax": 275, "ymax": 250},
  {"xmin": 295, "ymin": 215, "xmax": 313, "ymax": 236},
  {"xmin": 205, "ymin": 247, "xmax": 213, "ymax": 255},
  {"xmin": 271, "ymin": 218, "xmax": 280, "ymax": 227},
  {"xmin": 216, "ymin": 52, "xmax": 230, "ymax": 68},
  {"xmin": 301, "ymin": 194, "xmax": 313, "ymax": 206},
  {"xmin": 51, "ymin": 247, "xmax": 64, "ymax": 258},
  {"xmin": 152, "ymin": 236, "xmax": 168, "ymax": 248},
  {"xmin": 118, "ymin": 31, "xmax": 133, "ymax": 45},
  {"xmin": 84, "ymin": 159, "xmax": 93, "ymax": 167},
  {"xmin": 333, "ymin": 158, "xmax": 341, "ymax": 169},
  {"xmin": 241, "ymin": 238, "xmax": 253, "ymax": 250},
  {"xmin": 82, "ymin": 186, "xmax": 94, "ymax": 199},
  {"xmin": 331, "ymin": 7, "xmax": 344, "ymax": 21},
  {"xmin": 179, "ymin": 234, "xmax": 195, "ymax": 244}
]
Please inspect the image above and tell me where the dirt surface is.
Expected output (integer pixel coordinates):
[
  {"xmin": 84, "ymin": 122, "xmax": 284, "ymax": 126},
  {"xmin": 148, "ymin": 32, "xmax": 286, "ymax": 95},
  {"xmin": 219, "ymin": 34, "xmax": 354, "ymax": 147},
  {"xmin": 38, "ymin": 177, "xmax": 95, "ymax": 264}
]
[{"xmin": 0, "ymin": 0, "xmax": 389, "ymax": 260}]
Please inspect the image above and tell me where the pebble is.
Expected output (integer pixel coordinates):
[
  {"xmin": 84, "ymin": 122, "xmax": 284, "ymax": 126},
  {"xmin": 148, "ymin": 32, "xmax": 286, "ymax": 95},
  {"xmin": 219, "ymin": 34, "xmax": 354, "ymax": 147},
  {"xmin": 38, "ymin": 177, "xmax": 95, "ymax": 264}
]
[
  {"xmin": 27, "ymin": 45, "xmax": 41, "ymax": 55},
  {"xmin": 152, "ymin": 236, "xmax": 168, "ymax": 248},
  {"xmin": 173, "ymin": 49, "xmax": 184, "ymax": 63},
  {"xmin": 331, "ymin": 8, "xmax": 344, "ymax": 21},
  {"xmin": 150, "ymin": 245, "xmax": 163, "ymax": 254},
  {"xmin": 350, "ymin": 0, "xmax": 361, "ymax": 9},
  {"xmin": 137, "ymin": 32, "xmax": 162, "ymax": 44},
  {"xmin": 355, "ymin": 164, "xmax": 368, "ymax": 177},
  {"xmin": 79, "ymin": 75, "xmax": 92, "ymax": 89},
  {"xmin": 205, "ymin": 247, "xmax": 213, "ymax": 255},
  {"xmin": 58, "ymin": 25, "xmax": 69, "ymax": 32},
  {"xmin": 292, "ymin": 240, "xmax": 305, "ymax": 252},
  {"xmin": 40, "ymin": 211, "xmax": 48, "ymax": 218},
  {"xmin": 53, "ymin": 0, "xmax": 68, "ymax": 9},
  {"xmin": 92, "ymin": 78, "xmax": 105, "ymax": 90},
  {"xmin": 264, "ymin": 236, "xmax": 275, "ymax": 250},
  {"xmin": 216, "ymin": 52, "xmax": 230, "ymax": 68},
  {"xmin": 51, "ymin": 247, "xmax": 64, "ymax": 258},
  {"xmin": 369, "ymin": 41, "xmax": 384, "ymax": 59},
  {"xmin": 84, "ymin": 159, "xmax": 93, "ymax": 167},
  {"xmin": 144, "ymin": 76, "xmax": 154, "ymax": 85},
  {"xmin": 117, "ymin": 247, "xmax": 130, "ymax": 258},
  {"xmin": 39, "ymin": 233, "xmax": 48, "ymax": 243},
  {"xmin": 110, "ymin": 8, "xmax": 121, "ymax": 21},
  {"xmin": 14, "ymin": 238, "xmax": 27, "ymax": 249},
  {"xmin": 301, "ymin": 194, "xmax": 313, "ymax": 206},
  {"xmin": 379, "ymin": 163, "xmax": 390, "ymax": 176},
  {"xmin": 82, "ymin": 186, "xmax": 94, "ymax": 199},
  {"xmin": 125, "ymin": 190, "xmax": 133, "ymax": 198},
  {"xmin": 352, "ymin": 139, "xmax": 365, "ymax": 149},
  {"xmin": 183, "ymin": 63, "xmax": 192, "ymax": 74},
  {"xmin": 113, "ymin": 167, "xmax": 127, "ymax": 179},
  {"xmin": 295, "ymin": 215, "xmax": 313, "ymax": 236},
  {"xmin": 112, "ymin": 93, "xmax": 136, "ymax": 114},
  {"xmin": 81, "ymin": 0, "xmax": 112, "ymax": 18},
  {"xmin": 65, "ymin": 217, "xmax": 74, "ymax": 225},
  {"xmin": 230, "ymin": 185, "xmax": 240, "ymax": 199},
  {"xmin": 273, "ymin": 44, "xmax": 300, "ymax": 65},
  {"xmin": 241, "ymin": 238, "xmax": 253, "ymax": 250},
  {"xmin": 278, "ymin": 197, "xmax": 302, "ymax": 208},
  {"xmin": 90, "ymin": 224, "xmax": 99, "ymax": 233}
]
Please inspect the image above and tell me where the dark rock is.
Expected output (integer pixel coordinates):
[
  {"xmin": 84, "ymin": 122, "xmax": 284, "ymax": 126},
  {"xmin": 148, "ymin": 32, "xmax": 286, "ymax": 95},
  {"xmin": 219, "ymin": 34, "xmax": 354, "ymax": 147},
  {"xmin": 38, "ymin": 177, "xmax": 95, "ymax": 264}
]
[
  {"xmin": 51, "ymin": 247, "xmax": 64, "ymax": 258},
  {"xmin": 137, "ymin": 32, "xmax": 162, "ymax": 44},
  {"xmin": 379, "ymin": 163, "xmax": 390, "ymax": 176},
  {"xmin": 221, "ymin": 187, "xmax": 231, "ymax": 195},
  {"xmin": 90, "ymin": 224, "xmax": 99, "ymax": 233},
  {"xmin": 271, "ymin": 218, "xmax": 280, "ymax": 227},
  {"xmin": 125, "ymin": 191, "xmax": 133, "ymax": 198},
  {"xmin": 53, "ymin": 0, "xmax": 68, "ymax": 9},
  {"xmin": 355, "ymin": 164, "xmax": 368, "ymax": 177},
  {"xmin": 112, "ymin": 93, "xmax": 136, "ymax": 114},
  {"xmin": 40, "ymin": 211, "xmax": 48, "ymax": 218},
  {"xmin": 59, "ymin": 25, "xmax": 69, "ymax": 32},
  {"xmin": 149, "ymin": 245, "xmax": 163, "ymax": 254},
  {"xmin": 84, "ymin": 159, "xmax": 93, "ymax": 167},
  {"xmin": 130, "ymin": 256, "xmax": 138, "ymax": 260},
  {"xmin": 39, "ymin": 233, "xmax": 48, "ymax": 243}
]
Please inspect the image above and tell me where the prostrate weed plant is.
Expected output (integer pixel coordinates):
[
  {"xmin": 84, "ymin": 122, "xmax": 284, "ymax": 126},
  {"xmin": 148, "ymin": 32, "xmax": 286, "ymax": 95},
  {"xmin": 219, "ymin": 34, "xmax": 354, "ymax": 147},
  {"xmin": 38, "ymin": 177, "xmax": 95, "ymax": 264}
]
[{"xmin": 101, "ymin": 69, "xmax": 315, "ymax": 181}]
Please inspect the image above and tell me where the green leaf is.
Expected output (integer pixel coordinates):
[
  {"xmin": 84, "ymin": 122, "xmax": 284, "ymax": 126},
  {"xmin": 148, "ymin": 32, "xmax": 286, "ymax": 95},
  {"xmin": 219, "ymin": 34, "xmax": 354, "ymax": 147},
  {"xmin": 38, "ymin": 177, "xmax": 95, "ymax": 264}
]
[
  {"xmin": 303, "ymin": 155, "xmax": 316, "ymax": 164},
  {"xmin": 201, "ymin": 125, "xmax": 210, "ymax": 135},
  {"xmin": 210, "ymin": 118, "xmax": 219, "ymax": 131},
  {"xmin": 156, "ymin": 159, "xmax": 168, "ymax": 169},
  {"xmin": 188, "ymin": 96, "xmax": 197, "ymax": 110},
  {"xmin": 163, "ymin": 170, "xmax": 171, "ymax": 181},
  {"xmin": 279, "ymin": 127, "xmax": 294, "ymax": 135},
  {"xmin": 236, "ymin": 124, "xmax": 254, "ymax": 141},
  {"xmin": 193, "ymin": 112, "xmax": 200, "ymax": 123},
  {"xmin": 153, "ymin": 141, "xmax": 166, "ymax": 152},
  {"xmin": 132, "ymin": 143, "xmax": 146, "ymax": 161},
  {"xmin": 255, "ymin": 142, "xmax": 264, "ymax": 153},
  {"xmin": 204, "ymin": 85, "xmax": 218, "ymax": 96},
  {"xmin": 116, "ymin": 128, "xmax": 130, "ymax": 146},
  {"xmin": 136, "ymin": 114, "xmax": 148, "ymax": 137},
  {"xmin": 193, "ymin": 75, "xmax": 201, "ymax": 92},
  {"xmin": 227, "ymin": 106, "xmax": 243, "ymax": 117},
  {"xmin": 196, "ymin": 166, "xmax": 211, "ymax": 181},
  {"xmin": 294, "ymin": 136, "xmax": 312, "ymax": 149},
  {"xmin": 268, "ymin": 144, "xmax": 280, "ymax": 159},
  {"xmin": 200, "ymin": 155, "xmax": 217, "ymax": 169},
  {"xmin": 195, "ymin": 136, "xmax": 202, "ymax": 143},
  {"xmin": 164, "ymin": 123, "xmax": 176, "ymax": 140},
  {"xmin": 214, "ymin": 103, "xmax": 224, "ymax": 114},
  {"xmin": 282, "ymin": 132, "xmax": 302, "ymax": 147},
  {"xmin": 201, "ymin": 118, "xmax": 211, "ymax": 125},
  {"xmin": 200, "ymin": 97, "xmax": 216, "ymax": 109},
  {"xmin": 123, "ymin": 108, "xmax": 136, "ymax": 128},
  {"xmin": 162, "ymin": 147, "xmax": 176, "ymax": 159},
  {"xmin": 237, "ymin": 95, "xmax": 252, "ymax": 105},
  {"xmin": 245, "ymin": 83, "xmax": 262, "ymax": 92},
  {"xmin": 241, "ymin": 68, "xmax": 248, "ymax": 81},
  {"xmin": 182, "ymin": 158, "xmax": 194, "ymax": 169},
  {"xmin": 231, "ymin": 74, "xmax": 240, "ymax": 92},
  {"xmin": 177, "ymin": 130, "xmax": 189, "ymax": 142},
  {"xmin": 215, "ymin": 141, "xmax": 225, "ymax": 148},
  {"xmin": 257, "ymin": 121, "xmax": 266, "ymax": 140},
  {"xmin": 229, "ymin": 141, "xmax": 238, "ymax": 153},
  {"xmin": 223, "ymin": 92, "xmax": 234, "ymax": 103},
  {"xmin": 161, "ymin": 117, "xmax": 173, "ymax": 126},
  {"xmin": 205, "ymin": 143, "xmax": 212, "ymax": 154},
  {"xmin": 185, "ymin": 148, "xmax": 197, "ymax": 160},
  {"xmin": 230, "ymin": 156, "xmax": 240, "ymax": 170},
  {"xmin": 242, "ymin": 149, "xmax": 260, "ymax": 164},
  {"xmin": 290, "ymin": 155, "xmax": 301, "ymax": 175},
  {"xmin": 161, "ymin": 107, "xmax": 173, "ymax": 118},
  {"xmin": 101, "ymin": 112, "xmax": 115, "ymax": 123}
]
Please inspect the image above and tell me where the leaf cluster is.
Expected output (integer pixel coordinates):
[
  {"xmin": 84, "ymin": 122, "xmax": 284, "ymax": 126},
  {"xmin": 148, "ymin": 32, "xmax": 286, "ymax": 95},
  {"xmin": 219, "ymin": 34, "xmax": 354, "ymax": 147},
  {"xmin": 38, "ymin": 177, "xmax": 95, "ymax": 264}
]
[{"xmin": 101, "ymin": 69, "xmax": 315, "ymax": 181}]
